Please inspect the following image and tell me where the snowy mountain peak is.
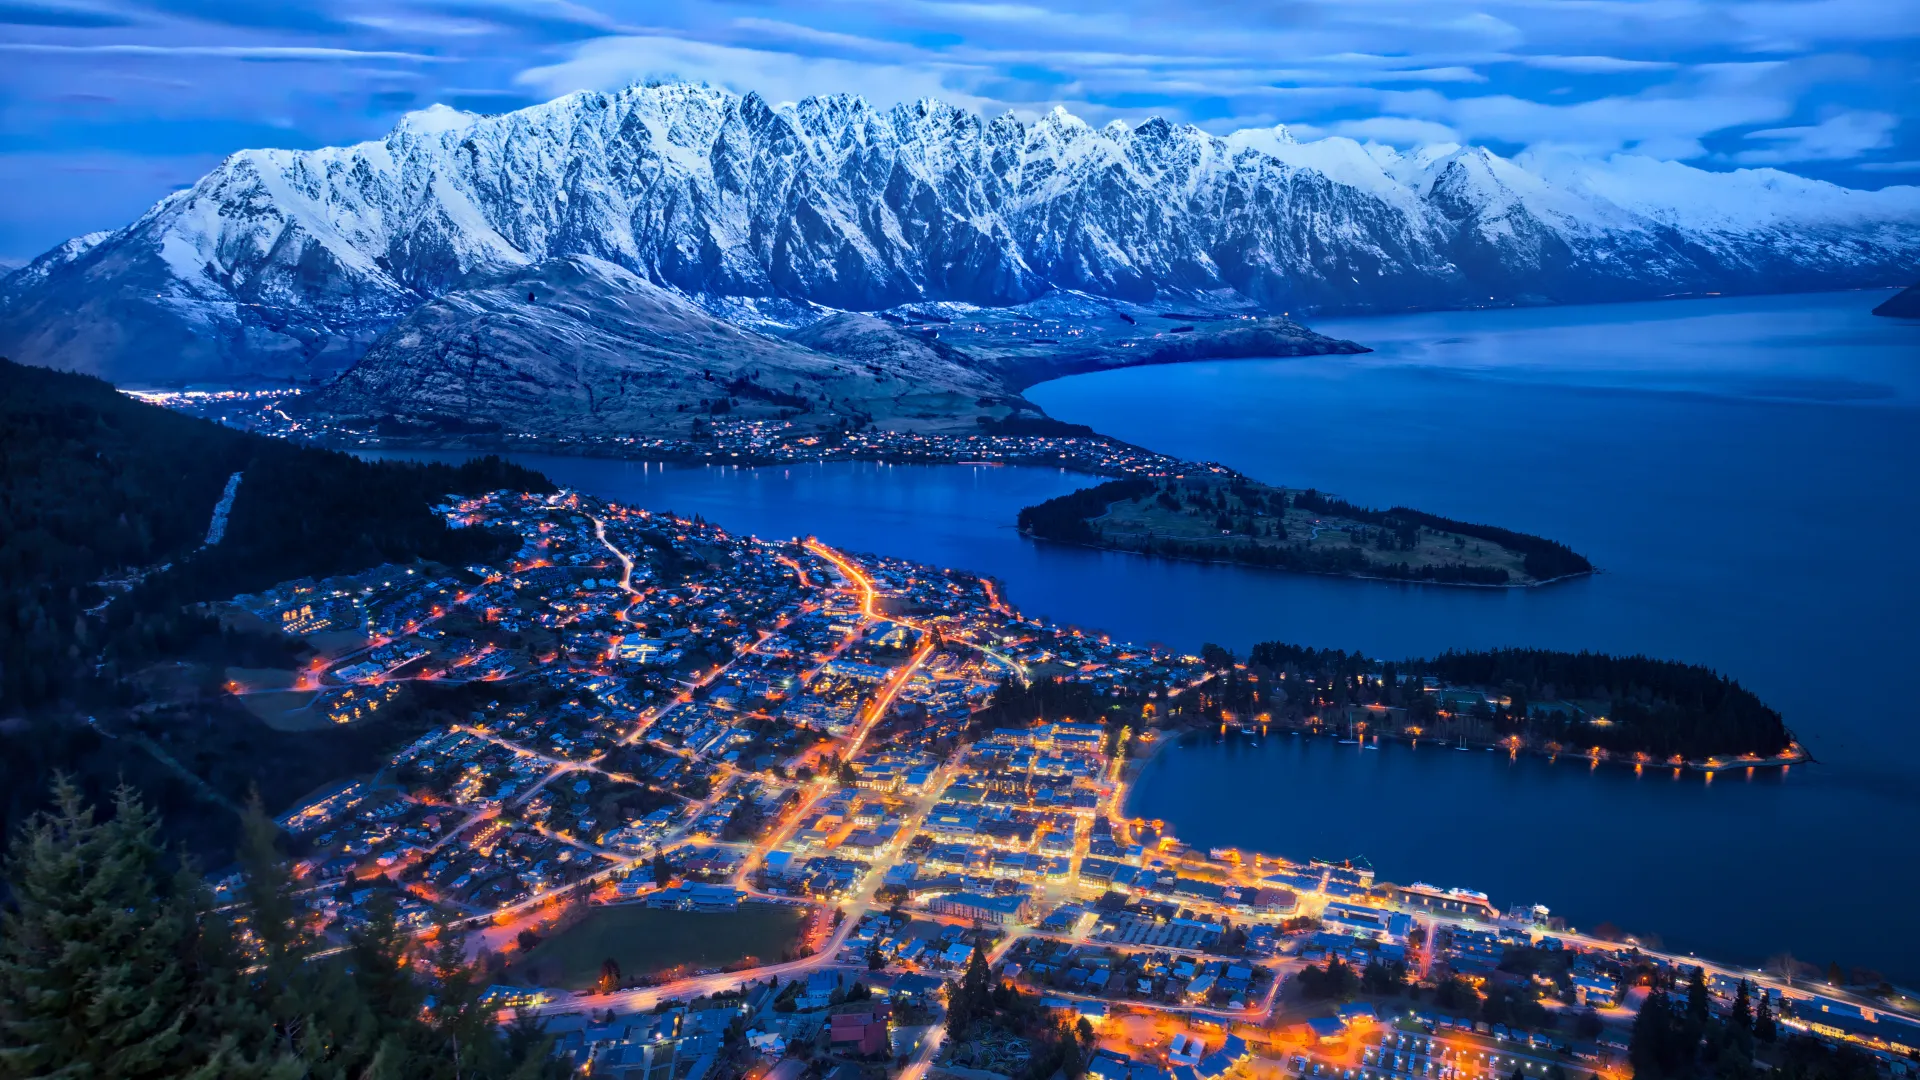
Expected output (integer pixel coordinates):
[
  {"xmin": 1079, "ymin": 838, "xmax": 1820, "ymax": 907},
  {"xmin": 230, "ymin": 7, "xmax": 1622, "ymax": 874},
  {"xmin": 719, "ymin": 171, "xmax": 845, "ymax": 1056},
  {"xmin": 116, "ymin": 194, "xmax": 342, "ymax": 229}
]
[
  {"xmin": 396, "ymin": 103, "xmax": 481, "ymax": 136},
  {"xmin": 3, "ymin": 79, "xmax": 1916, "ymax": 386}
]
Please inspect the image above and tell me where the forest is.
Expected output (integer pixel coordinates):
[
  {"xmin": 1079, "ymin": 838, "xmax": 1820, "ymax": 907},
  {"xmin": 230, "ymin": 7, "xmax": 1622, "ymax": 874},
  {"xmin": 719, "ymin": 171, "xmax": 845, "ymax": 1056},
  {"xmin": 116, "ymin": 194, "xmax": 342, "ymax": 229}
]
[
  {"xmin": 1016, "ymin": 475, "xmax": 1590, "ymax": 586},
  {"xmin": 0, "ymin": 357, "xmax": 552, "ymax": 714},
  {"xmin": 1289, "ymin": 489, "xmax": 1593, "ymax": 581},
  {"xmin": 1014, "ymin": 477, "xmax": 1155, "ymax": 543},
  {"xmin": 1185, "ymin": 641, "xmax": 1800, "ymax": 761}
]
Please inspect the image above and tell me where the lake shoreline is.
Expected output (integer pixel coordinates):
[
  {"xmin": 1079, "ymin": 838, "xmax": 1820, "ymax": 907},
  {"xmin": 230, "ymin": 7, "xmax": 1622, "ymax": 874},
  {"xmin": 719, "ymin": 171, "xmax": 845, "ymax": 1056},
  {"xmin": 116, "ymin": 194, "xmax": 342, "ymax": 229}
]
[
  {"xmin": 339, "ymin": 429, "xmax": 1594, "ymax": 590},
  {"xmin": 1017, "ymin": 528, "xmax": 1597, "ymax": 590},
  {"xmin": 1144, "ymin": 720, "xmax": 1811, "ymax": 779}
]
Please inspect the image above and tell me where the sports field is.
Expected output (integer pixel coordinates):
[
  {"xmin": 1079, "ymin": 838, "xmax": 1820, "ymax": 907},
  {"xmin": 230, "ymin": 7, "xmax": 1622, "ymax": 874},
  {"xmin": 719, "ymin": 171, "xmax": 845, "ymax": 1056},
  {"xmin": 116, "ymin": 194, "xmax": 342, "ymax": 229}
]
[{"xmin": 514, "ymin": 903, "xmax": 807, "ymax": 990}]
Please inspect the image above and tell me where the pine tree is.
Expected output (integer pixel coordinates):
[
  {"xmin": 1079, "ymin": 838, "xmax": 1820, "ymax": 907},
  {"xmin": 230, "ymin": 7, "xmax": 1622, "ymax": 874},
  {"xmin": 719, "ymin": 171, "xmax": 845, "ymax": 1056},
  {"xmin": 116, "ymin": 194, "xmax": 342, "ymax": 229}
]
[
  {"xmin": 1, "ymin": 781, "xmax": 206, "ymax": 1078},
  {"xmin": 2, "ymin": 782, "xmax": 562, "ymax": 1080},
  {"xmin": 1687, "ymin": 965, "xmax": 1711, "ymax": 1025},
  {"xmin": 230, "ymin": 798, "xmax": 330, "ymax": 1069},
  {"xmin": 421, "ymin": 919, "xmax": 519, "ymax": 1080},
  {"xmin": 1730, "ymin": 979, "xmax": 1753, "ymax": 1032},
  {"xmin": 943, "ymin": 981, "xmax": 970, "ymax": 1043},
  {"xmin": 962, "ymin": 945, "xmax": 992, "ymax": 1014},
  {"xmin": 1754, "ymin": 989, "xmax": 1777, "ymax": 1042},
  {"xmin": 1630, "ymin": 990, "xmax": 1673, "ymax": 1080}
]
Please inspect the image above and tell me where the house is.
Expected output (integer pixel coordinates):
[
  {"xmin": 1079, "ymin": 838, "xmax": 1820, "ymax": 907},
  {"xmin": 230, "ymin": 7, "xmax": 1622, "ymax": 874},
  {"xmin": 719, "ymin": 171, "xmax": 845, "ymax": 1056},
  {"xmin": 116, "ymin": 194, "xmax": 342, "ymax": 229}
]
[
  {"xmin": 1193, "ymin": 1035, "xmax": 1251, "ymax": 1080},
  {"xmin": 889, "ymin": 973, "xmax": 944, "ymax": 1005},
  {"xmin": 1169, "ymin": 1033, "xmax": 1205, "ymax": 1066},
  {"xmin": 798, "ymin": 972, "xmax": 840, "ymax": 1010},
  {"xmin": 829, "ymin": 1010, "xmax": 890, "ymax": 1056},
  {"xmin": 1336, "ymin": 1003, "xmax": 1379, "ymax": 1026},
  {"xmin": 1305, "ymin": 1017, "xmax": 1347, "ymax": 1043},
  {"xmin": 746, "ymin": 1029, "xmax": 787, "ymax": 1055},
  {"xmin": 1572, "ymin": 973, "xmax": 1619, "ymax": 1007}
]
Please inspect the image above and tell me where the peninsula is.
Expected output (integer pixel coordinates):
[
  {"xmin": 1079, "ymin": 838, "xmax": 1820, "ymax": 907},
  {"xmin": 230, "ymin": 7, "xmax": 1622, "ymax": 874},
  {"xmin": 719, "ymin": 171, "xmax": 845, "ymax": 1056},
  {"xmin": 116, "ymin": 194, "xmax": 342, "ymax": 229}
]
[{"xmin": 1017, "ymin": 477, "xmax": 1593, "ymax": 587}]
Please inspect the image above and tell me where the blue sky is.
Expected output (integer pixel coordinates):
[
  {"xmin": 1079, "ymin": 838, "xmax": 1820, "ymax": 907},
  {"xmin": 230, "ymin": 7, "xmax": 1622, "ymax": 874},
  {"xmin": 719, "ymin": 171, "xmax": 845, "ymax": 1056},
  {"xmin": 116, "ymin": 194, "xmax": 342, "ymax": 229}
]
[{"xmin": 2, "ymin": 0, "xmax": 1916, "ymax": 261}]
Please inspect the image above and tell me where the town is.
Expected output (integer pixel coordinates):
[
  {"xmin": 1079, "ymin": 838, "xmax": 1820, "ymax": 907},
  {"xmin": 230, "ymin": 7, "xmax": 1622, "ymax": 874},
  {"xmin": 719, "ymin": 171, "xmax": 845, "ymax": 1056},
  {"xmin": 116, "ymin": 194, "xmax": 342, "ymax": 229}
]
[
  {"xmin": 129, "ymin": 387, "xmax": 1235, "ymax": 481},
  {"xmin": 230, "ymin": 488, "xmax": 1917, "ymax": 1080}
]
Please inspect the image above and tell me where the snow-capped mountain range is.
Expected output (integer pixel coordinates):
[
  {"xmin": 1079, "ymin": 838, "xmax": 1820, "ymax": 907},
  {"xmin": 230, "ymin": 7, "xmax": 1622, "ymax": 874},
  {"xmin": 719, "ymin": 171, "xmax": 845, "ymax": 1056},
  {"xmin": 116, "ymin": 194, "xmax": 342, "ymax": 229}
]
[{"xmin": 3, "ymin": 80, "xmax": 1916, "ymax": 386}]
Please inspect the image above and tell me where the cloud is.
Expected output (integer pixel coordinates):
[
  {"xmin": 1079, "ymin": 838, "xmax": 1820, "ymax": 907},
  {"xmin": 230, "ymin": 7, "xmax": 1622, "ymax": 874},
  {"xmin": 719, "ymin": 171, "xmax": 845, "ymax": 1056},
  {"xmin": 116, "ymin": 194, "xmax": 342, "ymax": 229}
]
[
  {"xmin": 1737, "ymin": 110, "xmax": 1899, "ymax": 163},
  {"xmin": 514, "ymin": 33, "xmax": 993, "ymax": 111},
  {"xmin": 1519, "ymin": 55, "xmax": 1679, "ymax": 74},
  {"xmin": 346, "ymin": 14, "xmax": 502, "ymax": 37},
  {"xmin": 0, "ymin": 0, "xmax": 132, "ymax": 27},
  {"xmin": 1853, "ymin": 159, "xmax": 1920, "ymax": 172},
  {"xmin": 1326, "ymin": 116, "xmax": 1461, "ymax": 145},
  {"xmin": 0, "ymin": 42, "xmax": 446, "ymax": 61},
  {"xmin": 1376, "ymin": 83, "xmax": 1800, "ymax": 157}
]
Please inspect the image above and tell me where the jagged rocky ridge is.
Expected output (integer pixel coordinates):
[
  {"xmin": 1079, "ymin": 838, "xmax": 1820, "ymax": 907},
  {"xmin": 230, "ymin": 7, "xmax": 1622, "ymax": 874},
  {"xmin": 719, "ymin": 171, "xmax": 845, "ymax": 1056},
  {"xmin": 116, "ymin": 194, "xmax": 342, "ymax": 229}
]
[{"xmin": 3, "ymin": 81, "xmax": 1918, "ymax": 386}]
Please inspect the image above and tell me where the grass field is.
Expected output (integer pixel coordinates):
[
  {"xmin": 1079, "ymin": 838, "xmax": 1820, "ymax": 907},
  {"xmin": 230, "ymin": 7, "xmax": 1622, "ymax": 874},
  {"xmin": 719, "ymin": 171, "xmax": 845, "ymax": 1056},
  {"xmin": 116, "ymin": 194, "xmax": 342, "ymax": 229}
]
[{"xmin": 513, "ymin": 903, "xmax": 807, "ymax": 990}]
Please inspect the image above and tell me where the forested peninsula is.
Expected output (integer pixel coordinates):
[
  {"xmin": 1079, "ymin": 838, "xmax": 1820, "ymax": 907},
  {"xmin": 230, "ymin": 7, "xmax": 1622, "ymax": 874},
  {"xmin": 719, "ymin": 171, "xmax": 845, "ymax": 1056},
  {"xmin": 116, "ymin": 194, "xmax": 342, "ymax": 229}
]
[
  {"xmin": 1193, "ymin": 642, "xmax": 1799, "ymax": 765},
  {"xmin": 1016, "ymin": 474, "xmax": 1593, "ymax": 587}
]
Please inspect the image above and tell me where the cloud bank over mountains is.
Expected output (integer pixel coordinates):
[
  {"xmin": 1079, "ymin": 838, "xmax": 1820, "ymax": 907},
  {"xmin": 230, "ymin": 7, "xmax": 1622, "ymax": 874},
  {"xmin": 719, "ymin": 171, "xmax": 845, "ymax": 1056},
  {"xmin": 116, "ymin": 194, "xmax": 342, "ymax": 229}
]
[{"xmin": 2, "ymin": 0, "xmax": 1916, "ymax": 259}]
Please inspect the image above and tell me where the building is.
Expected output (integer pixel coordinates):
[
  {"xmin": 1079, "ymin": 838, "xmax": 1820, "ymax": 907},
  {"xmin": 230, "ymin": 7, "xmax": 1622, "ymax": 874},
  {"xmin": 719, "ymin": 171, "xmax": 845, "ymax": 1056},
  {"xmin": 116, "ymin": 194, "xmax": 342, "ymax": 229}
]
[
  {"xmin": 1572, "ymin": 973, "xmax": 1619, "ymax": 1007},
  {"xmin": 929, "ymin": 892, "xmax": 1031, "ymax": 926},
  {"xmin": 1169, "ymin": 1034, "xmax": 1205, "ymax": 1066},
  {"xmin": 829, "ymin": 1006, "xmax": 890, "ymax": 1056},
  {"xmin": 275, "ymin": 780, "xmax": 367, "ymax": 834},
  {"xmin": 648, "ymin": 883, "xmax": 742, "ymax": 911}
]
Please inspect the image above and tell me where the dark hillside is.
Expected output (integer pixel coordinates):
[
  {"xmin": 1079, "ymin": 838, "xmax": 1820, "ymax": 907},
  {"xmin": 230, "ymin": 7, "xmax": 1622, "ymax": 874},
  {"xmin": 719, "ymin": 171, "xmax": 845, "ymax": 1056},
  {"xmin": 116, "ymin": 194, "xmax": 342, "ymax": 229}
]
[{"xmin": 0, "ymin": 357, "xmax": 551, "ymax": 712}]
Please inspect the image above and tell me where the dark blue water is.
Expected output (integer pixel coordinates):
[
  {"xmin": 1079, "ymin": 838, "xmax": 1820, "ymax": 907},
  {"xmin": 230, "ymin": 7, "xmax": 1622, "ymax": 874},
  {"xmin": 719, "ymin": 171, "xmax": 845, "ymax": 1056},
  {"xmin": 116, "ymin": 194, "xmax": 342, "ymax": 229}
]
[{"xmin": 366, "ymin": 289, "xmax": 1920, "ymax": 980}]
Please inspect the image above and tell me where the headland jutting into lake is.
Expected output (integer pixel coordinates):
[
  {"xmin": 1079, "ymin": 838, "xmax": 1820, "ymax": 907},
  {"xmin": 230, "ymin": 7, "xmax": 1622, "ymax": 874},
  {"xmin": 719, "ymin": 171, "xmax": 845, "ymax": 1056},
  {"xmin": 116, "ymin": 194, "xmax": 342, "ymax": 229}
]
[{"xmin": 151, "ymin": 395, "xmax": 1595, "ymax": 590}]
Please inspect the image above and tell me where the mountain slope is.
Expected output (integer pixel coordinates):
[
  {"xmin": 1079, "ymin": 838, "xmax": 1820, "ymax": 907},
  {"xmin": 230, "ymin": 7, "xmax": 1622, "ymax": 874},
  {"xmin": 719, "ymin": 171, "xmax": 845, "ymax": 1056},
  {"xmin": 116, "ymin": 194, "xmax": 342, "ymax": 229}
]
[
  {"xmin": 5, "ymin": 83, "xmax": 1919, "ymax": 386},
  {"xmin": 311, "ymin": 255, "xmax": 1364, "ymax": 437},
  {"xmin": 1873, "ymin": 284, "xmax": 1920, "ymax": 317},
  {"xmin": 312, "ymin": 255, "xmax": 1016, "ymax": 434}
]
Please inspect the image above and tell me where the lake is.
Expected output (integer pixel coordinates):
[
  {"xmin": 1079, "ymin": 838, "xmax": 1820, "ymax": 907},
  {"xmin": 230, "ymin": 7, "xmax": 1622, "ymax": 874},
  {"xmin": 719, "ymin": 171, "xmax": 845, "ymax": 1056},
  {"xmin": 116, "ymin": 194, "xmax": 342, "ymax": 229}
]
[{"xmin": 365, "ymin": 288, "xmax": 1920, "ymax": 980}]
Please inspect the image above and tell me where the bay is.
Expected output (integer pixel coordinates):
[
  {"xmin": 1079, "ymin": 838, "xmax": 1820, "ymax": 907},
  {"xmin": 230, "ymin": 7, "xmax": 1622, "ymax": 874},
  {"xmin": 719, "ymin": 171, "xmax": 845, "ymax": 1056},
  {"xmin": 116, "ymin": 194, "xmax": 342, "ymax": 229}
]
[
  {"xmin": 363, "ymin": 288, "xmax": 1920, "ymax": 980},
  {"xmin": 1034, "ymin": 288, "xmax": 1920, "ymax": 979}
]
